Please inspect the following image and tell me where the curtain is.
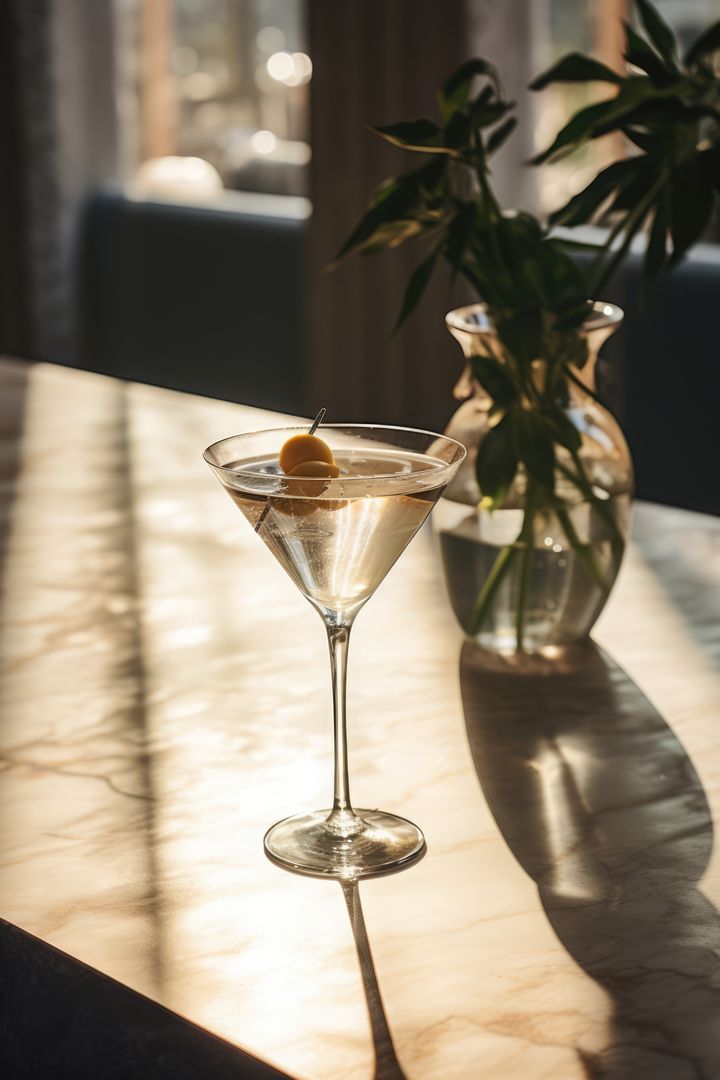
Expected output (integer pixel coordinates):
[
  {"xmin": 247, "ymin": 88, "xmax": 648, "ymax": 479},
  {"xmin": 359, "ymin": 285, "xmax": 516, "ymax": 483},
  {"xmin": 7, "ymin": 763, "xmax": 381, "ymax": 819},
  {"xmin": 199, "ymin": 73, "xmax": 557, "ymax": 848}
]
[
  {"xmin": 306, "ymin": 0, "xmax": 471, "ymax": 432},
  {"xmin": 2, "ymin": 0, "xmax": 119, "ymax": 363},
  {"xmin": 306, "ymin": 0, "xmax": 540, "ymax": 431}
]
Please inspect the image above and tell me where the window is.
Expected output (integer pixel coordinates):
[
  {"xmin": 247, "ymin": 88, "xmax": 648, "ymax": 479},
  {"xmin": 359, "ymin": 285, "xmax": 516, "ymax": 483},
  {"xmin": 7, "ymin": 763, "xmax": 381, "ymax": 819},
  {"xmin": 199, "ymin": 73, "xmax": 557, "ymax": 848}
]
[{"xmin": 116, "ymin": 0, "xmax": 310, "ymax": 201}]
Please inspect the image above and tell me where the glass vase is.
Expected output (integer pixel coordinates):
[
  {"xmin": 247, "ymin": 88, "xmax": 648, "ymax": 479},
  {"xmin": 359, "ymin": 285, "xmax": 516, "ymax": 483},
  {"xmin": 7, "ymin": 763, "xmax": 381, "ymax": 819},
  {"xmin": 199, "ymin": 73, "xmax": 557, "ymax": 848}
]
[{"xmin": 434, "ymin": 302, "xmax": 633, "ymax": 654}]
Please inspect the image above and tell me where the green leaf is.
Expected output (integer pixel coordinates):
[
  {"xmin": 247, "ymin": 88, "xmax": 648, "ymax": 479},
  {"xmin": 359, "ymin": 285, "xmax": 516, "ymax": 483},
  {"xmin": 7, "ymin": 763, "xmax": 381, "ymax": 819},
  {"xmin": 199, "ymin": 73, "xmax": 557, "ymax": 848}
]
[
  {"xmin": 363, "ymin": 176, "xmax": 411, "ymax": 217},
  {"xmin": 469, "ymin": 98, "xmax": 515, "ymax": 129},
  {"xmin": 486, "ymin": 116, "xmax": 517, "ymax": 155},
  {"xmin": 492, "ymin": 215, "xmax": 544, "ymax": 301},
  {"xmin": 332, "ymin": 158, "xmax": 446, "ymax": 264},
  {"xmin": 497, "ymin": 308, "xmax": 543, "ymax": 367},
  {"xmin": 593, "ymin": 97, "xmax": 705, "ymax": 143},
  {"xmin": 685, "ymin": 20, "xmax": 720, "ymax": 67},
  {"xmin": 393, "ymin": 249, "xmax": 439, "ymax": 334},
  {"xmin": 467, "ymin": 84, "xmax": 493, "ymax": 117},
  {"xmin": 669, "ymin": 164, "xmax": 715, "ymax": 266},
  {"xmin": 371, "ymin": 119, "xmax": 444, "ymax": 153},
  {"xmin": 475, "ymin": 413, "xmax": 518, "ymax": 504},
  {"xmin": 358, "ymin": 218, "xmax": 429, "ymax": 256},
  {"xmin": 623, "ymin": 22, "xmax": 677, "ymax": 84},
  {"xmin": 516, "ymin": 411, "xmax": 556, "ymax": 493},
  {"xmin": 441, "ymin": 58, "xmax": 500, "ymax": 116},
  {"xmin": 607, "ymin": 162, "xmax": 657, "ymax": 213},
  {"xmin": 501, "ymin": 211, "xmax": 544, "ymax": 249},
  {"xmin": 443, "ymin": 108, "xmax": 472, "ymax": 150},
  {"xmin": 644, "ymin": 190, "xmax": 670, "ymax": 280},
  {"xmin": 521, "ymin": 241, "xmax": 587, "ymax": 312},
  {"xmin": 532, "ymin": 98, "xmax": 619, "ymax": 164},
  {"xmin": 548, "ymin": 409, "xmax": 582, "ymax": 453},
  {"xmin": 332, "ymin": 176, "xmax": 417, "ymax": 263},
  {"xmin": 415, "ymin": 156, "xmax": 449, "ymax": 196},
  {"xmin": 549, "ymin": 158, "xmax": 641, "ymax": 227},
  {"xmin": 529, "ymin": 52, "xmax": 622, "ymax": 91},
  {"xmin": 472, "ymin": 356, "xmax": 517, "ymax": 406},
  {"xmin": 623, "ymin": 126, "xmax": 658, "ymax": 153},
  {"xmin": 634, "ymin": 0, "xmax": 678, "ymax": 66},
  {"xmin": 445, "ymin": 202, "xmax": 477, "ymax": 279}
]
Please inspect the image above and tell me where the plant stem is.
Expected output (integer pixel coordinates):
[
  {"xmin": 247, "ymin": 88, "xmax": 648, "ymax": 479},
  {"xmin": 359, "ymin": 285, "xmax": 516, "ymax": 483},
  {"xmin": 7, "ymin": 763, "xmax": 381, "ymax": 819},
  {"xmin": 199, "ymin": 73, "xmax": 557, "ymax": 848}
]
[
  {"xmin": 476, "ymin": 147, "xmax": 502, "ymax": 218},
  {"xmin": 556, "ymin": 506, "xmax": 611, "ymax": 595},
  {"xmin": 470, "ymin": 542, "xmax": 518, "ymax": 635},
  {"xmin": 556, "ymin": 455, "xmax": 624, "ymax": 549},
  {"xmin": 564, "ymin": 364, "xmax": 606, "ymax": 408},
  {"xmin": 515, "ymin": 495, "xmax": 536, "ymax": 652},
  {"xmin": 590, "ymin": 171, "xmax": 668, "ymax": 296}
]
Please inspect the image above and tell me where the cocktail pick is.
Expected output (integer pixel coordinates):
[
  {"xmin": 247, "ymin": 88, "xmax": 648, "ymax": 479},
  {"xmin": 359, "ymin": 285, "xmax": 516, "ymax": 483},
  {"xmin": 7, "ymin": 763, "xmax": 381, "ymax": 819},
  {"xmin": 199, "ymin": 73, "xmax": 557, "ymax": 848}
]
[
  {"xmin": 308, "ymin": 407, "xmax": 325, "ymax": 435},
  {"xmin": 255, "ymin": 408, "xmax": 326, "ymax": 533}
]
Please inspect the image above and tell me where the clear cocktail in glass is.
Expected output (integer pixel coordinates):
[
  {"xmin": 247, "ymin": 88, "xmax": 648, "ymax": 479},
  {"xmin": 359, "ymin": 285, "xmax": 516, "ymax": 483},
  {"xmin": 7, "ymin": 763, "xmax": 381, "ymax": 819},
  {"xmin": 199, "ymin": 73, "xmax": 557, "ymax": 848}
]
[{"xmin": 204, "ymin": 424, "xmax": 465, "ymax": 878}]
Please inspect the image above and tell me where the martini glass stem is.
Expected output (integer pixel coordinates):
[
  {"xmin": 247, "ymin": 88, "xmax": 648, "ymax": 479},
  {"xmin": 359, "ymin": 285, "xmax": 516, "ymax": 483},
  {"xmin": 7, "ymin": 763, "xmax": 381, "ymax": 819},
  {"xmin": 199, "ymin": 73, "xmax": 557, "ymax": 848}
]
[{"xmin": 325, "ymin": 620, "xmax": 361, "ymax": 838}]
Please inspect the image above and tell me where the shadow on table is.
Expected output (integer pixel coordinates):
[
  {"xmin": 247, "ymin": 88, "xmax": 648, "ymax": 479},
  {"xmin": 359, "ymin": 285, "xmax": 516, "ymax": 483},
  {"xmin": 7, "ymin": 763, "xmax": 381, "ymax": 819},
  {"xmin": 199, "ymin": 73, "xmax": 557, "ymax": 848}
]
[
  {"xmin": 460, "ymin": 640, "xmax": 720, "ymax": 1079},
  {"xmin": 341, "ymin": 881, "xmax": 407, "ymax": 1080},
  {"xmin": 0, "ymin": 918, "xmax": 290, "ymax": 1080}
]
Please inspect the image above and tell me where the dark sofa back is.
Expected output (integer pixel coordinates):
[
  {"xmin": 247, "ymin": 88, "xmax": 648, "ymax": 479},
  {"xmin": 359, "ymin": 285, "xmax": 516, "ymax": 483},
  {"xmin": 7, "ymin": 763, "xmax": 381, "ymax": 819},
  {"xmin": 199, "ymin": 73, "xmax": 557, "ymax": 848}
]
[
  {"xmin": 595, "ymin": 244, "xmax": 720, "ymax": 516},
  {"xmin": 76, "ymin": 191, "xmax": 308, "ymax": 415},
  {"xmin": 76, "ymin": 190, "xmax": 719, "ymax": 514}
]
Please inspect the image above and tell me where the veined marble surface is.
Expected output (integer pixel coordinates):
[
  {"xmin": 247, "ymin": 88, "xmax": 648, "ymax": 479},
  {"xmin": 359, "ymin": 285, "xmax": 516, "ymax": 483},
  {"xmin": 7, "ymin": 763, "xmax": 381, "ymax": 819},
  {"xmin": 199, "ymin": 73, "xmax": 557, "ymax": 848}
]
[{"xmin": 0, "ymin": 358, "xmax": 718, "ymax": 1079}]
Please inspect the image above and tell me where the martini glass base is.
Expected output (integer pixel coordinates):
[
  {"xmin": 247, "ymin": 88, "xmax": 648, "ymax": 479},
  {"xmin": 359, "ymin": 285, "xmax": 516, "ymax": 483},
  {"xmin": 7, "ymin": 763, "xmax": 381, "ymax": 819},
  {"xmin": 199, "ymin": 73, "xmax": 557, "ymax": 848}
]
[{"xmin": 264, "ymin": 809, "xmax": 426, "ymax": 879}]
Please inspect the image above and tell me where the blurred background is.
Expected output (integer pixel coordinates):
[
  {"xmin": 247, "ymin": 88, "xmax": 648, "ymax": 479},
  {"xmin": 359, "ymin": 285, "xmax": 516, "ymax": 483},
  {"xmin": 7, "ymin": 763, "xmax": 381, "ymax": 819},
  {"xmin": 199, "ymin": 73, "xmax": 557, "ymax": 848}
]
[{"xmin": 0, "ymin": 0, "xmax": 718, "ymax": 510}]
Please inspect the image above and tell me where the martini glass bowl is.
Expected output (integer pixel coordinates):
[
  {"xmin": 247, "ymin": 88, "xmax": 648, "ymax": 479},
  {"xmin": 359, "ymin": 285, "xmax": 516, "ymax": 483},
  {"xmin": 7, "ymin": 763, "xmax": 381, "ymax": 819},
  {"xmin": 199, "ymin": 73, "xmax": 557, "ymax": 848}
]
[{"xmin": 204, "ymin": 424, "xmax": 465, "ymax": 878}]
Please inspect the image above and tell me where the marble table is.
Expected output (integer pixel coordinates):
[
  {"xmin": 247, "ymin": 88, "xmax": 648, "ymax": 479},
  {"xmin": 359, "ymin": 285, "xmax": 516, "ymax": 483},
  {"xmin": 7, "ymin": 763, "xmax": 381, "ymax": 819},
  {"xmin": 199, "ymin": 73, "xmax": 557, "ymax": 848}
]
[{"xmin": 0, "ymin": 358, "xmax": 718, "ymax": 1079}]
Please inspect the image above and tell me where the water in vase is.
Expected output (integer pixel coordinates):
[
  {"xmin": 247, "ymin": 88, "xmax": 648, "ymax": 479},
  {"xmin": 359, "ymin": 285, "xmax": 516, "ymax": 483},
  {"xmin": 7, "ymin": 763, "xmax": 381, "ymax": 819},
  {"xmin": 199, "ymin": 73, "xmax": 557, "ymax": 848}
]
[{"xmin": 435, "ymin": 493, "xmax": 630, "ymax": 652}]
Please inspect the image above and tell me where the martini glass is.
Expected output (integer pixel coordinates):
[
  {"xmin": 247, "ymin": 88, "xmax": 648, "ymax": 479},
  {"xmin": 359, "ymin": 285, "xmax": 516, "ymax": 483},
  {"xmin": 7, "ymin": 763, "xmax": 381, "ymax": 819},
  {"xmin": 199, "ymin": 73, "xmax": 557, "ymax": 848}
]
[{"xmin": 204, "ymin": 425, "xmax": 465, "ymax": 878}]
